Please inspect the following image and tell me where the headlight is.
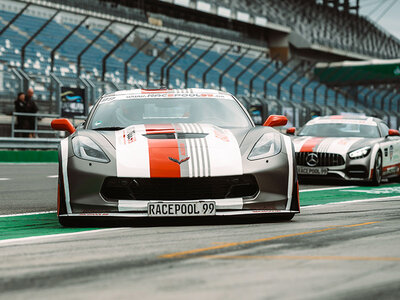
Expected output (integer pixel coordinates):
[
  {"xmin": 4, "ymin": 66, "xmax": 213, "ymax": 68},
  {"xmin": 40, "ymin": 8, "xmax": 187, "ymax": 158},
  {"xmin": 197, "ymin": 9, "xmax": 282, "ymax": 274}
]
[
  {"xmin": 248, "ymin": 132, "xmax": 282, "ymax": 160},
  {"xmin": 348, "ymin": 146, "xmax": 371, "ymax": 159},
  {"xmin": 72, "ymin": 136, "xmax": 110, "ymax": 163}
]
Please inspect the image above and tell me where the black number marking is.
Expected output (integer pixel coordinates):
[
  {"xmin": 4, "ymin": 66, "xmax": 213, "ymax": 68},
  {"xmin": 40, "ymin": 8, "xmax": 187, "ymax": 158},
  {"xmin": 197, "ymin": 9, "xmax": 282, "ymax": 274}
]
[{"xmin": 202, "ymin": 203, "xmax": 215, "ymax": 214}]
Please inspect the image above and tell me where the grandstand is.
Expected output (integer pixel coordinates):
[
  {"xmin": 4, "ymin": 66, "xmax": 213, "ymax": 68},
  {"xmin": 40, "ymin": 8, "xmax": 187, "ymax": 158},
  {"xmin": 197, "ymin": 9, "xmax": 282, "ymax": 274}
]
[{"xmin": 0, "ymin": 0, "xmax": 399, "ymax": 136}]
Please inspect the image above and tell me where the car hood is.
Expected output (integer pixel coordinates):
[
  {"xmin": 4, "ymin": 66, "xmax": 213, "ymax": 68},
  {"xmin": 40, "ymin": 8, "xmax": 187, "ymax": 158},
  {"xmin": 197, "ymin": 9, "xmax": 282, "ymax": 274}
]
[
  {"xmin": 98, "ymin": 123, "xmax": 246, "ymax": 178},
  {"xmin": 292, "ymin": 136, "xmax": 369, "ymax": 156}
]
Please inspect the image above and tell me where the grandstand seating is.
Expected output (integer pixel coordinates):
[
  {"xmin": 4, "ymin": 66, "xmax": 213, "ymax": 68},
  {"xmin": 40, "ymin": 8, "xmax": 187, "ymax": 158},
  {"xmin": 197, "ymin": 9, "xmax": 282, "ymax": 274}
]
[
  {"xmin": 1, "ymin": 1, "xmax": 398, "ymax": 121},
  {"xmin": 0, "ymin": 7, "xmax": 355, "ymax": 108},
  {"xmin": 217, "ymin": 0, "xmax": 400, "ymax": 59}
]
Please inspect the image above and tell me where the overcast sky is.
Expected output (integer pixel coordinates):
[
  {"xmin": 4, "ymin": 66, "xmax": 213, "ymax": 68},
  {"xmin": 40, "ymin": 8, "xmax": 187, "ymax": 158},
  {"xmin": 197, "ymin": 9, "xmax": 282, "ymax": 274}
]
[{"xmin": 359, "ymin": 0, "xmax": 400, "ymax": 41}]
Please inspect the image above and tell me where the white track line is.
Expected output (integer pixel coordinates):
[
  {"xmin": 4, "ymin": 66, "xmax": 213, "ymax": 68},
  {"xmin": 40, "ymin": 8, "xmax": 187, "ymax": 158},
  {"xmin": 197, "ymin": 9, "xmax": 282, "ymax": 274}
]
[
  {"xmin": 47, "ymin": 175, "xmax": 58, "ymax": 178},
  {"xmin": 300, "ymin": 186, "xmax": 357, "ymax": 192},
  {"xmin": 0, "ymin": 228, "xmax": 124, "ymax": 247},
  {"xmin": 0, "ymin": 211, "xmax": 56, "ymax": 218},
  {"xmin": 302, "ymin": 195, "xmax": 400, "ymax": 209},
  {"xmin": 0, "ymin": 178, "xmax": 11, "ymax": 181}
]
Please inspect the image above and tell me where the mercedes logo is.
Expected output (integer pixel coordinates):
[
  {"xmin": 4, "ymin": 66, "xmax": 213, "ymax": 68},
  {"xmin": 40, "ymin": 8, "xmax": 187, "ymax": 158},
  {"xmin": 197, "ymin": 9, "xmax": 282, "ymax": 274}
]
[{"xmin": 306, "ymin": 153, "xmax": 319, "ymax": 167}]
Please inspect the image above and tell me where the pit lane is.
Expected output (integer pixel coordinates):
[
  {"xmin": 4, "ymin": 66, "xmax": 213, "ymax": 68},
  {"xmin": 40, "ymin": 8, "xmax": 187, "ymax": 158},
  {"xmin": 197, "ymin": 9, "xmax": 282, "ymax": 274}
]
[{"xmin": 1, "ymin": 163, "xmax": 399, "ymax": 299}]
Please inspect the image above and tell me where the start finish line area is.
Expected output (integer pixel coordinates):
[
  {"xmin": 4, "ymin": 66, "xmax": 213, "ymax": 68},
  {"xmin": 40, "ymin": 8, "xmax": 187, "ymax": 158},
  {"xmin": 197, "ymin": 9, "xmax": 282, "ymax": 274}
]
[{"xmin": 1, "ymin": 183, "xmax": 400, "ymax": 241}]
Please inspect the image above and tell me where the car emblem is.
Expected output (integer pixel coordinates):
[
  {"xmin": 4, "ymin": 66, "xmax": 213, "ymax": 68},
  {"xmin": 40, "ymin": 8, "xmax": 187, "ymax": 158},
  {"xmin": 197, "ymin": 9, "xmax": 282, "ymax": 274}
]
[
  {"xmin": 306, "ymin": 153, "xmax": 319, "ymax": 167},
  {"xmin": 169, "ymin": 156, "xmax": 190, "ymax": 165}
]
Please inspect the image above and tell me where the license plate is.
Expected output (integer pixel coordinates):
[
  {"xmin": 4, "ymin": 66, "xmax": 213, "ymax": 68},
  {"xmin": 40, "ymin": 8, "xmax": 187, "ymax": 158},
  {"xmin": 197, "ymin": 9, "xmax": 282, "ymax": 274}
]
[
  {"xmin": 148, "ymin": 201, "xmax": 216, "ymax": 217},
  {"xmin": 297, "ymin": 166, "xmax": 328, "ymax": 175}
]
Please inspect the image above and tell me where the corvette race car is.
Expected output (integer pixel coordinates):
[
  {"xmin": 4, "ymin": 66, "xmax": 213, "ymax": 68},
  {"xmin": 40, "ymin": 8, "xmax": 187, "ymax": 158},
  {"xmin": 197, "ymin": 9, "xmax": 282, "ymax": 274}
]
[
  {"xmin": 51, "ymin": 88, "xmax": 299, "ymax": 226},
  {"xmin": 291, "ymin": 115, "xmax": 400, "ymax": 185}
]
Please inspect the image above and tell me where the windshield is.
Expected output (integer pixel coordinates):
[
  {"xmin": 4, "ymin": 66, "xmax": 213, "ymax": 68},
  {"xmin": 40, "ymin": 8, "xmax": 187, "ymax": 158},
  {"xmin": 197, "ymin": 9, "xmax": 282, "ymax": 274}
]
[
  {"xmin": 298, "ymin": 123, "xmax": 380, "ymax": 138},
  {"xmin": 88, "ymin": 97, "xmax": 252, "ymax": 129}
]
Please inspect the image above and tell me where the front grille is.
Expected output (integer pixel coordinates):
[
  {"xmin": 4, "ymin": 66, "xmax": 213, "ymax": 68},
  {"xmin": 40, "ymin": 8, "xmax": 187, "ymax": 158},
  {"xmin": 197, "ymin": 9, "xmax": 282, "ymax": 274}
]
[
  {"xmin": 296, "ymin": 152, "xmax": 345, "ymax": 166},
  {"xmin": 347, "ymin": 165, "xmax": 369, "ymax": 178},
  {"xmin": 101, "ymin": 175, "xmax": 259, "ymax": 201}
]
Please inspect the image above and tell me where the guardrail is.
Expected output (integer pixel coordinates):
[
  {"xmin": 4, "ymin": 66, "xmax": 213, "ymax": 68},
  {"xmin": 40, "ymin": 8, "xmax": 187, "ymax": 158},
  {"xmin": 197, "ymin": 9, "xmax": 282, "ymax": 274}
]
[
  {"xmin": 11, "ymin": 112, "xmax": 59, "ymax": 138},
  {"xmin": 0, "ymin": 137, "xmax": 61, "ymax": 149},
  {"xmin": 11, "ymin": 112, "xmax": 86, "ymax": 138}
]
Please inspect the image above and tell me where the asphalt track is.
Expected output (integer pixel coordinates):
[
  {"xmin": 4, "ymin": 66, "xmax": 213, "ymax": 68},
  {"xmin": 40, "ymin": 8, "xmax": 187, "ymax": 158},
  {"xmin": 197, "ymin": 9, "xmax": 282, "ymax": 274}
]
[{"xmin": 1, "ymin": 164, "xmax": 400, "ymax": 299}]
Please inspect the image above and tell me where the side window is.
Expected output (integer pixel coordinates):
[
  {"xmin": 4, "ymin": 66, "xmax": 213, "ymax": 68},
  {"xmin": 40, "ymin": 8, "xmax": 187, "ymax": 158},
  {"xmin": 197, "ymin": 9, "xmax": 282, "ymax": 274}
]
[{"xmin": 379, "ymin": 123, "xmax": 389, "ymax": 137}]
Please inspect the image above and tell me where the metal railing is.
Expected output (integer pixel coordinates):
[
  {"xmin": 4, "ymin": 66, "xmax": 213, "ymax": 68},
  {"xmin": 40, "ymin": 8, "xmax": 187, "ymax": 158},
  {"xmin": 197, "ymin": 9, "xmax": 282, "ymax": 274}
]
[
  {"xmin": 11, "ymin": 112, "xmax": 59, "ymax": 138},
  {"xmin": 0, "ymin": 137, "xmax": 61, "ymax": 149},
  {"xmin": 10, "ymin": 112, "xmax": 86, "ymax": 138}
]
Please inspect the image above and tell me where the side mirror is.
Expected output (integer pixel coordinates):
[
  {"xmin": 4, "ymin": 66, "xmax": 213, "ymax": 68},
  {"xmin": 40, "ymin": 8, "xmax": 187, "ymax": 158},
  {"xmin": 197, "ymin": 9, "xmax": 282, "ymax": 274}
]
[
  {"xmin": 388, "ymin": 129, "xmax": 400, "ymax": 136},
  {"xmin": 286, "ymin": 127, "xmax": 296, "ymax": 135},
  {"xmin": 263, "ymin": 115, "xmax": 288, "ymax": 127},
  {"xmin": 51, "ymin": 118, "xmax": 76, "ymax": 134}
]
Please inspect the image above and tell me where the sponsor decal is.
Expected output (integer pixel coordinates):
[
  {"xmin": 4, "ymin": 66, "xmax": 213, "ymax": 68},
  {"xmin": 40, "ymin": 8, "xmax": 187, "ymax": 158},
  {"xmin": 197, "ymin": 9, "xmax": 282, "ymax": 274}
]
[
  {"xmin": 78, "ymin": 213, "xmax": 110, "ymax": 216},
  {"xmin": 307, "ymin": 119, "xmax": 377, "ymax": 126},
  {"xmin": 390, "ymin": 145, "xmax": 394, "ymax": 160},
  {"xmin": 101, "ymin": 93, "xmax": 229, "ymax": 102},
  {"xmin": 214, "ymin": 128, "xmax": 229, "ymax": 142}
]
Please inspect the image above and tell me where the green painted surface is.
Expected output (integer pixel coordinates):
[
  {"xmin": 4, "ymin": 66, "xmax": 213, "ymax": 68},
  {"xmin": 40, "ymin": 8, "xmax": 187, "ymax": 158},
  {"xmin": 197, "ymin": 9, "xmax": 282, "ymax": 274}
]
[
  {"xmin": 1, "ymin": 183, "xmax": 399, "ymax": 241},
  {"xmin": 315, "ymin": 61, "xmax": 400, "ymax": 84},
  {"xmin": 300, "ymin": 183, "xmax": 400, "ymax": 206},
  {"xmin": 0, "ymin": 151, "xmax": 58, "ymax": 163},
  {"xmin": 0, "ymin": 213, "xmax": 98, "ymax": 241}
]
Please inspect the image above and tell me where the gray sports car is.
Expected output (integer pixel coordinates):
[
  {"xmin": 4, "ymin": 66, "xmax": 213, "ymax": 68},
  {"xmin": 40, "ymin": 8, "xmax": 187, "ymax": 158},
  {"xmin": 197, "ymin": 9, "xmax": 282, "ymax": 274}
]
[
  {"xmin": 51, "ymin": 88, "xmax": 299, "ymax": 226},
  {"xmin": 290, "ymin": 115, "xmax": 400, "ymax": 185}
]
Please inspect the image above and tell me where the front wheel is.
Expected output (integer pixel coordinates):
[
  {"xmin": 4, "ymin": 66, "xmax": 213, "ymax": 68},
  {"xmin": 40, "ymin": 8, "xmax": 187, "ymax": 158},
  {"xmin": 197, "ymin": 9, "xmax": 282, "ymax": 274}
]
[
  {"xmin": 58, "ymin": 216, "xmax": 82, "ymax": 227},
  {"xmin": 370, "ymin": 152, "xmax": 382, "ymax": 186},
  {"xmin": 276, "ymin": 213, "xmax": 295, "ymax": 221}
]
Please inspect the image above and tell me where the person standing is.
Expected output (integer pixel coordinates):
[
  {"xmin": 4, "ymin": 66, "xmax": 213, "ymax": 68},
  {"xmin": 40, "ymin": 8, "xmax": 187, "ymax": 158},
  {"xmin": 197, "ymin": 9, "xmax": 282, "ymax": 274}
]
[
  {"xmin": 25, "ymin": 87, "xmax": 38, "ymax": 138},
  {"xmin": 14, "ymin": 92, "xmax": 29, "ymax": 137}
]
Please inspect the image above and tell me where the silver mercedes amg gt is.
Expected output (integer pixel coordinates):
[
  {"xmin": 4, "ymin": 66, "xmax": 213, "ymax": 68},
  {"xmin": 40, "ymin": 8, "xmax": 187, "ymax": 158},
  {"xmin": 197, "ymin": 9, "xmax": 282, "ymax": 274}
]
[
  {"xmin": 291, "ymin": 115, "xmax": 400, "ymax": 185},
  {"xmin": 51, "ymin": 88, "xmax": 299, "ymax": 226}
]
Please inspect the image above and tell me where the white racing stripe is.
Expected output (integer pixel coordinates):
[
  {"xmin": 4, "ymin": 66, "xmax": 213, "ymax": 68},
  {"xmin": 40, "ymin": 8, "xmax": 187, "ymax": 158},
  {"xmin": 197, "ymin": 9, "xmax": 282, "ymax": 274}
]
[
  {"xmin": 116, "ymin": 125, "xmax": 150, "ymax": 177},
  {"xmin": 0, "ymin": 178, "xmax": 10, "ymax": 181},
  {"xmin": 61, "ymin": 138, "xmax": 72, "ymax": 214},
  {"xmin": 207, "ymin": 126, "xmax": 243, "ymax": 177},
  {"xmin": 283, "ymin": 135, "xmax": 293, "ymax": 210},
  {"xmin": 47, "ymin": 175, "xmax": 58, "ymax": 178}
]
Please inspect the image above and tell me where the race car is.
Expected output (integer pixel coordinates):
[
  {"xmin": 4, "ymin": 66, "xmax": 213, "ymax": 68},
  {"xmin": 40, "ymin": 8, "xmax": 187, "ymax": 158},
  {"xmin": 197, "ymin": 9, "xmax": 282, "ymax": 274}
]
[
  {"xmin": 290, "ymin": 115, "xmax": 400, "ymax": 185},
  {"xmin": 51, "ymin": 88, "xmax": 299, "ymax": 226}
]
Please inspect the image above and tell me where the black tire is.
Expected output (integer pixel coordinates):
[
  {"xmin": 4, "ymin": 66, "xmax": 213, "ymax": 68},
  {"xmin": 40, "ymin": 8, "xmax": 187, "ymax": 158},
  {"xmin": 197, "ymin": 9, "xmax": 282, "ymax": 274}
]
[
  {"xmin": 59, "ymin": 216, "xmax": 77, "ymax": 227},
  {"xmin": 371, "ymin": 152, "xmax": 382, "ymax": 186},
  {"xmin": 279, "ymin": 213, "xmax": 295, "ymax": 221},
  {"xmin": 58, "ymin": 216, "xmax": 87, "ymax": 227},
  {"xmin": 58, "ymin": 152, "xmax": 68, "ymax": 216}
]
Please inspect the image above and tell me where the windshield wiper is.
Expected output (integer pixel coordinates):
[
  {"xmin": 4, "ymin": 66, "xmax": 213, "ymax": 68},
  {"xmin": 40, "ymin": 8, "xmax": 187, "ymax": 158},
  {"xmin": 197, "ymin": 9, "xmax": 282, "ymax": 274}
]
[{"xmin": 93, "ymin": 126, "xmax": 126, "ymax": 131}]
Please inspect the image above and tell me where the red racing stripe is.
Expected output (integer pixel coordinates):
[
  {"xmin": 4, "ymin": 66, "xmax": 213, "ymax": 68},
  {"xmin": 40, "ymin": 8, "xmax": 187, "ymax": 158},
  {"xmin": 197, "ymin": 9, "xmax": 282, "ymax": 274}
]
[
  {"xmin": 145, "ymin": 124, "xmax": 181, "ymax": 178},
  {"xmin": 300, "ymin": 137, "xmax": 324, "ymax": 152}
]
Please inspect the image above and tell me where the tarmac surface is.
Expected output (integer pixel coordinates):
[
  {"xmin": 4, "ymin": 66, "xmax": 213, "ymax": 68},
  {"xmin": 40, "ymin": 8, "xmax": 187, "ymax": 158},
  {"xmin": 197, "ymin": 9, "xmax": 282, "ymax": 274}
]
[{"xmin": 0, "ymin": 164, "xmax": 399, "ymax": 299}]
